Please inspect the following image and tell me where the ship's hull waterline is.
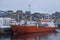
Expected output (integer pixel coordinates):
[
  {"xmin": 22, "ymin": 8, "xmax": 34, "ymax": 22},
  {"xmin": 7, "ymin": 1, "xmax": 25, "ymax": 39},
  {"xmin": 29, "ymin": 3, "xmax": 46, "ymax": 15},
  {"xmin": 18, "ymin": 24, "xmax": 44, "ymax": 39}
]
[{"xmin": 11, "ymin": 25, "xmax": 56, "ymax": 34}]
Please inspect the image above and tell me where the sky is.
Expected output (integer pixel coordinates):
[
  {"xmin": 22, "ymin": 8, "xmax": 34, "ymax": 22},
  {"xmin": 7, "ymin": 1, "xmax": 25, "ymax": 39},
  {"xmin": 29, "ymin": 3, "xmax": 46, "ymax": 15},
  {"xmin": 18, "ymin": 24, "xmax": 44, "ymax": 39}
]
[{"xmin": 0, "ymin": 0, "xmax": 60, "ymax": 14}]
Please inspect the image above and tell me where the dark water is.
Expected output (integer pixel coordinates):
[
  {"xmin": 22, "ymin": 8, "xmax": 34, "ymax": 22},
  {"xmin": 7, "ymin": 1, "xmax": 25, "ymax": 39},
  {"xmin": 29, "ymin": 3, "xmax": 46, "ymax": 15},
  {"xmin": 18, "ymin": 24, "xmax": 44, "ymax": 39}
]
[{"xmin": 0, "ymin": 29, "xmax": 60, "ymax": 40}]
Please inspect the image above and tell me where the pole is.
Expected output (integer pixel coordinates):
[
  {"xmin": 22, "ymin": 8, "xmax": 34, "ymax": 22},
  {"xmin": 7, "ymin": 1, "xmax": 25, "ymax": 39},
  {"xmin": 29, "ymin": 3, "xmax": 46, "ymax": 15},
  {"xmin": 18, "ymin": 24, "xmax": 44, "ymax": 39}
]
[{"xmin": 28, "ymin": 4, "xmax": 31, "ymax": 12}]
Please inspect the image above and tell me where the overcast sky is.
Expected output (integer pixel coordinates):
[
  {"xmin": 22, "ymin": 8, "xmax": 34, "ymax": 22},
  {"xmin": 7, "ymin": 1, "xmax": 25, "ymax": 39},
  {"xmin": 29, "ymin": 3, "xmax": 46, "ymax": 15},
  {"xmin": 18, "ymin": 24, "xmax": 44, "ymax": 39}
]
[{"xmin": 0, "ymin": 0, "xmax": 60, "ymax": 14}]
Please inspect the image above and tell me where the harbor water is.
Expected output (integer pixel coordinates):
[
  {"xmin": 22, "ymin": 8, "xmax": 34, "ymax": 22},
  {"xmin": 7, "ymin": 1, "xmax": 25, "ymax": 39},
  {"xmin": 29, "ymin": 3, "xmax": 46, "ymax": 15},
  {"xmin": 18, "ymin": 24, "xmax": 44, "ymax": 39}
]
[{"xmin": 0, "ymin": 29, "xmax": 60, "ymax": 40}]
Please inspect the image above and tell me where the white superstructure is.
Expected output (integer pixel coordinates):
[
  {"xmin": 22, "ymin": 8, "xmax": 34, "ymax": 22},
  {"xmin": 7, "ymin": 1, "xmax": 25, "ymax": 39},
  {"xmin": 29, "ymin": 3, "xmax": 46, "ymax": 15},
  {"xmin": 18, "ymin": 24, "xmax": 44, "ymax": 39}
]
[
  {"xmin": 0, "ymin": 17, "xmax": 11, "ymax": 28},
  {"xmin": 41, "ymin": 20, "xmax": 56, "ymax": 27}
]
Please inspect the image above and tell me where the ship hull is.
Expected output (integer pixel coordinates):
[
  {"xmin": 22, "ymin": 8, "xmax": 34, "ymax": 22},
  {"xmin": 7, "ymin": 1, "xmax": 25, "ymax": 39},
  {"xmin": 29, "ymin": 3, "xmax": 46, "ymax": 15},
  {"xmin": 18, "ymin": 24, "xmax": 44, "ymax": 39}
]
[{"xmin": 11, "ymin": 25, "xmax": 56, "ymax": 34}]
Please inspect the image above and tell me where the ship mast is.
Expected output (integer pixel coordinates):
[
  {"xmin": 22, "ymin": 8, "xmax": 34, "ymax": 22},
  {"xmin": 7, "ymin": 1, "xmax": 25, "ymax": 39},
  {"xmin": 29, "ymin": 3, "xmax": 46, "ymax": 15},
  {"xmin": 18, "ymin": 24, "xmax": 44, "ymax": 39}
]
[
  {"xmin": 28, "ymin": 4, "xmax": 31, "ymax": 12},
  {"xmin": 18, "ymin": 12, "xmax": 20, "ymax": 22}
]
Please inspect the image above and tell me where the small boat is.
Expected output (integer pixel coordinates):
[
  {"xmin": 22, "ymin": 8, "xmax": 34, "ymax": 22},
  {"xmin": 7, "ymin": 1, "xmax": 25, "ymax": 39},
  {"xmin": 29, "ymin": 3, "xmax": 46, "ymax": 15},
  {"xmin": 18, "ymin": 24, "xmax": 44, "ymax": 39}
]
[
  {"xmin": 10, "ymin": 18, "xmax": 57, "ymax": 34},
  {"xmin": 0, "ymin": 17, "xmax": 11, "ymax": 34}
]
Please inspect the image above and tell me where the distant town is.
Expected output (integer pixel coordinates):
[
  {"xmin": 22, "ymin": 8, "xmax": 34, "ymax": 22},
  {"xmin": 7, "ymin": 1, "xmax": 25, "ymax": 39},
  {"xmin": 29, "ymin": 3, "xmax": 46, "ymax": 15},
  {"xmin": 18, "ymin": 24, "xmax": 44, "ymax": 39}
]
[{"xmin": 0, "ymin": 10, "xmax": 60, "ymax": 26}]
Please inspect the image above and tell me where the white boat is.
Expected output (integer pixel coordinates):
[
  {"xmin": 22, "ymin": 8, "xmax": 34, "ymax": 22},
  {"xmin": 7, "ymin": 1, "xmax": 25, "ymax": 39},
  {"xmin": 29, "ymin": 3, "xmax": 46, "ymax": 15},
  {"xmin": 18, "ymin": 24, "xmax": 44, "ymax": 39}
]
[{"xmin": 0, "ymin": 17, "xmax": 11, "ymax": 33}]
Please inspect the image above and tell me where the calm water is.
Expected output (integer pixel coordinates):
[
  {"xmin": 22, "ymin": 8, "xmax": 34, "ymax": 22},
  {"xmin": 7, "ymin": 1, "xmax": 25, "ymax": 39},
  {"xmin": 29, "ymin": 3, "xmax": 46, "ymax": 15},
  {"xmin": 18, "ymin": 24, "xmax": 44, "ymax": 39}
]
[{"xmin": 0, "ymin": 29, "xmax": 60, "ymax": 40}]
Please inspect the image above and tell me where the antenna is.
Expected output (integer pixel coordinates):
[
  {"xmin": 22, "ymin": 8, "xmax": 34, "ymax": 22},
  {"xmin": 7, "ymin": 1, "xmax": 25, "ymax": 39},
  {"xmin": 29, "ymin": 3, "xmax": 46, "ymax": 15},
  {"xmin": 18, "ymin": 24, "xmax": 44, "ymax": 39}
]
[{"xmin": 28, "ymin": 4, "xmax": 31, "ymax": 12}]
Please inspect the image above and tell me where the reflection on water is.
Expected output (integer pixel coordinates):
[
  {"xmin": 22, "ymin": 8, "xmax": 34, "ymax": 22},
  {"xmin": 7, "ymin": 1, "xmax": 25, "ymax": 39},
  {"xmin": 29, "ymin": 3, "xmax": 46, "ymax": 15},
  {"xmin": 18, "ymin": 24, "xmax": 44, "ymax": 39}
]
[
  {"xmin": 0, "ymin": 29, "xmax": 60, "ymax": 40},
  {"xmin": 12, "ymin": 31, "xmax": 59, "ymax": 40},
  {"xmin": 0, "ymin": 34, "xmax": 11, "ymax": 40}
]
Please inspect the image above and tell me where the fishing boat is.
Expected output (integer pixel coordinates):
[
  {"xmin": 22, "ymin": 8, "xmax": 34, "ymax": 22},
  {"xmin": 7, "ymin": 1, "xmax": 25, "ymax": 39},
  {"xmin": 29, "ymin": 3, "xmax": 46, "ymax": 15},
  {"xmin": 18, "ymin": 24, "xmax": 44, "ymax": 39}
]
[{"xmin": 10, "ymin": 18, "xmax": 57, "ymax": 34}]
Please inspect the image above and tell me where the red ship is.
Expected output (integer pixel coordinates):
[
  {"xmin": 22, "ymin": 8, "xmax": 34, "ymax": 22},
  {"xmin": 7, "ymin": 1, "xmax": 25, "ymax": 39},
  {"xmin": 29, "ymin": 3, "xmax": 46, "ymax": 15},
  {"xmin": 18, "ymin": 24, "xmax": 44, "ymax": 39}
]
[{"xmin": 10, "ymin": 19, "xmax": 57, "ymax": 34}]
